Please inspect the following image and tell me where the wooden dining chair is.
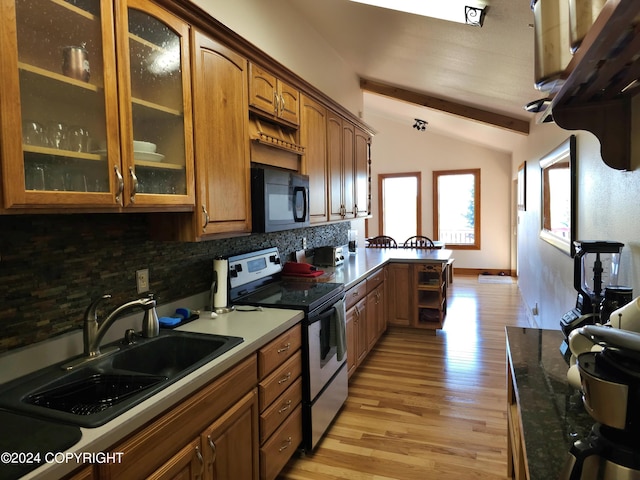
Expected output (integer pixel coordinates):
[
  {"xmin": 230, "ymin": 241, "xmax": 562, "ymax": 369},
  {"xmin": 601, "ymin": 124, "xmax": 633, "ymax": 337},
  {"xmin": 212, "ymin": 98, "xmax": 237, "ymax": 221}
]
[
  {"xmin": 402, "ymin": 235, "xmax": 436, "ymax": 249},
  {"xmin": 366, "ymin": 235, "xmax": 398, "ymax": 248}
]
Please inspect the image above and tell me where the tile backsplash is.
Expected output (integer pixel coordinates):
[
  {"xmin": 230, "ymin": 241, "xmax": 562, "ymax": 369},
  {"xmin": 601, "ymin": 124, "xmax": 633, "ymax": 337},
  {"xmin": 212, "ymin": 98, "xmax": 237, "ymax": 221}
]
[{"xmin": 0, "ymin": 214, "xmax": 348, "ymax": 353}]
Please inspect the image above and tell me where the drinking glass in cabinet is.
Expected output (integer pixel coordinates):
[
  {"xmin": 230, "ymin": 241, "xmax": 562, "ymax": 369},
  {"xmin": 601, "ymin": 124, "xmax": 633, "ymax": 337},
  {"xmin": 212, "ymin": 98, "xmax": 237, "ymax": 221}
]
[{"xmin": 14, "ymin": 0, "xmax": 111, "ymax": 198}]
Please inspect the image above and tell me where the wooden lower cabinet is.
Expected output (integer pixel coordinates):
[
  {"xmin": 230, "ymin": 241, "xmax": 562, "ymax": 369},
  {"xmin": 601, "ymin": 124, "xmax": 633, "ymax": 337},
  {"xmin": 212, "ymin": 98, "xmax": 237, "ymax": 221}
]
[
  {"xmin": 98, "ymin": 355, "xmax": 258, "ymax": 480},
  {"xmin": 147, "ymin": 438, "xmax": 203, "ymax": 480},
  {"xmin": 257, "ymin": 325, "xmax": 303, "ymax": 480},
  {"xmin": 346, "ymin": 296, "xmax": 367, "ymax": 378},
  {"xmin": 386, "ymin": 263, "xmax": 413, "ymax": 327},
  {"xmin": 346, "ymin": 269, "xmax": 386, "ymax": 378},
  {"xmin": 366, "ymin": 280, "xmax": 385, "ymax": 351},
  {"xmin": 387, "ymin": 262, "xmax": 447, "ymax": 330},
  {"xmin": 202, "ymin": 389, "xmax": 260, "ymax": 480}
]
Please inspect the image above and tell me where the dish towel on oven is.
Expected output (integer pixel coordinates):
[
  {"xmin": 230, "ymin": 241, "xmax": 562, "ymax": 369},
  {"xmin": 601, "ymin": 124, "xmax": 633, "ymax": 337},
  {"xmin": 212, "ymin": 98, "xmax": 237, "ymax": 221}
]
[{"xmin": 329, "ymin": 299, "xmax": 347, "ymax": 361}]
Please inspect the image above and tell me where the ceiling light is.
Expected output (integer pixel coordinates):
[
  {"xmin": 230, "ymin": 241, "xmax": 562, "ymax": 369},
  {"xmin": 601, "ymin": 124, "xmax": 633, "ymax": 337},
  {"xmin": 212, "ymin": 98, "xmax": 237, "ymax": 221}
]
[
  {"xmin": 413, "ymin": 119, "xmax": 427, "ymax": 131},
  {"xmin": 349, "ymin": 0, "xmax": 487, "ymax": 26}
]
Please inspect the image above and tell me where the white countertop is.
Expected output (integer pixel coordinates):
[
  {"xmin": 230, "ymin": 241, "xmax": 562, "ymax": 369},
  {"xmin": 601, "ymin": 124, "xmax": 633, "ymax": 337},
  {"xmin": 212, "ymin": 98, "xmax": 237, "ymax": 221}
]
[
  {"xmin": 326, "ymin": 247, "xmax": 453, "ymax": 289},
  {"xmin": 15, "ymin": 307, "xmax": 303, "ymax": 480}
]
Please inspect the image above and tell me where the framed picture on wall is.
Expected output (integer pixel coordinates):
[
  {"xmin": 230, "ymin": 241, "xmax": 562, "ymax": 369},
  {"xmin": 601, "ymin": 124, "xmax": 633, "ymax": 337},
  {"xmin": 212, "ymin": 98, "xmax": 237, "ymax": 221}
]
[
  {"xmin": 517, "ymin": 162, "xmax": 526, "ymax": 211},
  {"xmin": 539, "ymin": 135, "xmax": 577, "ymax": 257}
]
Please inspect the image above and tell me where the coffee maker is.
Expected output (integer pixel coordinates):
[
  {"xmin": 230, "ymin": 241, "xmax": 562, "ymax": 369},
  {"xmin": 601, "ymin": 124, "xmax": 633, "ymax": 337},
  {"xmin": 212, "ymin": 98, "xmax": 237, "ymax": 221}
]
[
  {"xmin": 560, "ymin": 325, "xmax": 640, "ymax": 479},
  {"xmin": 560, "ymin": 241, "xmax": 624, "ymax": 355}
]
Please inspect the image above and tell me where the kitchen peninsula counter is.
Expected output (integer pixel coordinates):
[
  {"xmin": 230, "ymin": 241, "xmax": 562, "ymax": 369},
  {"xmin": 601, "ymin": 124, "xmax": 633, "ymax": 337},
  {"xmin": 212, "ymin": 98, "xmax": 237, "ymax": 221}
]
[
  {"xmin": 328, "ymin": 247, "xmax": 453, "ymax": 289},
  {"xmin": 506, "ymin": 327, "xmax": 593, "ymax": 480}
]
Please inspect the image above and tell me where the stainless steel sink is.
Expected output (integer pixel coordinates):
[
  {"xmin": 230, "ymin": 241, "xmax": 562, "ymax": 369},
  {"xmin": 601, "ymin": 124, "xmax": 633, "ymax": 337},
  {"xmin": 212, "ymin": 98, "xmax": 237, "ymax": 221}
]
[{"xmin": 0, "ymin": 330, "xmax": 243, "ymax": 427}]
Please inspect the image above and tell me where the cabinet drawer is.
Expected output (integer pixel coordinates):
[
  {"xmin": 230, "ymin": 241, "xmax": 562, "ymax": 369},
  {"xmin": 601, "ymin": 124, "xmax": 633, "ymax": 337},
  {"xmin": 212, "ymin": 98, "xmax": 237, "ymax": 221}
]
[
  {"xmin": 259, "ymin": 405, "xmax": 303, "ymax": 480},
  {"xmin": 259, "ymin": 350, "xmax": 302, "ymax": 410},
  {"xmin": 366, "ymin": 268, "xmax": 384, "ymax": 292},
  {"xmin": 258, "ymin": 323, "xmax": 302, "ymax": 378},
  {"xmin": 345, "ymin": 280, "xmax": 367, "ymax": 310},
  {"xmin": 260, "ymin": 376, "xmax": 302, "ymax": 443}
]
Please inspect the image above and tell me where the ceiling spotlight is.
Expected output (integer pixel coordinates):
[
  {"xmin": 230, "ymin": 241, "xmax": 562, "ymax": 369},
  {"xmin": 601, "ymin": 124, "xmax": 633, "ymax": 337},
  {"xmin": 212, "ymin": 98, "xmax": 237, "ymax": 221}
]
[
  {"xmin": 465, "ymin": 6, "xmax": 486, "ymax": 27},
  {"xmin": 413, "ymin": 119, "xmax": 427, "ymax": 131}
]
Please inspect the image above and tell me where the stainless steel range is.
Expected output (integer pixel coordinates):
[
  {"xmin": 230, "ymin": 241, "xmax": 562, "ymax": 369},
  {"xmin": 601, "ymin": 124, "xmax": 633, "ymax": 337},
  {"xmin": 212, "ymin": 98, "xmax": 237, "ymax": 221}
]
[{"xmin": 227, "ymin": 247, "xmax": 348, "ymax": 452}]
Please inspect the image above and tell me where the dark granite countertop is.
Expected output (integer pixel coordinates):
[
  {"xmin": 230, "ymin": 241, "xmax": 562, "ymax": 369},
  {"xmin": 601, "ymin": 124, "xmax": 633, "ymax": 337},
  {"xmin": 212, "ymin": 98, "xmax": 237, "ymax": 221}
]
[{"xmin": 505, "ymin": 327, "xmax": 594, "ymax": 480}]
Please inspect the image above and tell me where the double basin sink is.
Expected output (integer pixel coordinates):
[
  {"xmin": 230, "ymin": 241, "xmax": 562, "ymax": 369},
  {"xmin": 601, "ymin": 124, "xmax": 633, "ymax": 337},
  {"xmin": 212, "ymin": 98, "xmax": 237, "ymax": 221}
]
[{"xmin": 0, "ymin": 330, "xmax": 243, "ymax": 428}]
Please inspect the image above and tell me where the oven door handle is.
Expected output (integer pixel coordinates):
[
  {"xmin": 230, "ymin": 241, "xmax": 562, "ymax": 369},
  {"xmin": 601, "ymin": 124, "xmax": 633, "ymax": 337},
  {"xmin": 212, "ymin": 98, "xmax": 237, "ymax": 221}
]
[{"xmin": 308, "ymin": 295, "xmax": 345, "ymax": 324}]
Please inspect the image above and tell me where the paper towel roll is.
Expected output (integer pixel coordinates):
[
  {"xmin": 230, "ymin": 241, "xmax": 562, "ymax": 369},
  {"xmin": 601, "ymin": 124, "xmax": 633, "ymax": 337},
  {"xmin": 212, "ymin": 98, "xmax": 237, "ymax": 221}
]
[
  {"xmin": 213, "ymin": 257, "xmax": 229, "ymax": 310},
  {"xmin": 608, "ymin": 296, "xmax": 640, "ymax": 332}
]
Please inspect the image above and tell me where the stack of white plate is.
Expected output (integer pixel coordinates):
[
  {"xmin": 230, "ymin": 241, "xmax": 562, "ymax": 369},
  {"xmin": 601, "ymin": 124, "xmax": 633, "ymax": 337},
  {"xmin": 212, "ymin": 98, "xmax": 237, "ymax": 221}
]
[{"xmin": 133, "ymin": 141, "xmax": 164, "ymax": 162}]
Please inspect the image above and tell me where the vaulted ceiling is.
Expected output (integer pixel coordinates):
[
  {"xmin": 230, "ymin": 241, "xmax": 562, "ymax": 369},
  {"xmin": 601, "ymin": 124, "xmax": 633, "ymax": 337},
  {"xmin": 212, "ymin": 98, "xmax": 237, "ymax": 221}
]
[{"xmin": 287, "ymin": 0, "xmax": 541, "ymax": 151}]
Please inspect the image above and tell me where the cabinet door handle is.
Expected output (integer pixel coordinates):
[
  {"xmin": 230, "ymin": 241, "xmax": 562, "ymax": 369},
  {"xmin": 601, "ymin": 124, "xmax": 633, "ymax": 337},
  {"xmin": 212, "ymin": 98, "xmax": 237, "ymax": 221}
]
[
  {"xmin": 201, "ymin": 205, "xmax": 209, "ymax": 232},
  {"xmin": 277, "ymin": 342, "xmax": 291, "ymax": 354},
  {"xmin": 207, "ymin": 435, "xmax": 217, "ymax": 464},
  {"xmin": 278, "ymin": 399, "xmax": 292, "ymax": 414},
  {"xmin": 278, "ymin": 372, "xmax": 292, "ymax": 384},
  {"xmin": 114, "ymin": 166, "xmax": 124, "ymax": 203},
  {"xmin": 280, "ymin": 95, "xmax": 285, "ymax": 113},
  {"xmin": 278, "ymin": 436, "xmax": 292, "ymax": 452},
  {"xmin": 129, "ymin": 167, "xmax": 138, "ymax": 203},
  {"xmin": 195, "ymin": 445, "xmax": 204, "ymax": 476},
  {"xmin": 274, "ymin": 92, "xmax": 279, "ymax": 114}
]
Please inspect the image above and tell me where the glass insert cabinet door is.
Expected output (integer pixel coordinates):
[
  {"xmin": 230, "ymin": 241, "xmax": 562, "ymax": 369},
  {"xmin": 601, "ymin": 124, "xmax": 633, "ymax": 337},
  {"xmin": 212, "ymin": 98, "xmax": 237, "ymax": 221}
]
[
  {"xmin": 115, "ymin": 0, "xmax": 194, "ymax": 207},
  {"xmin": 1, "ymin": 0, "xmax": 120, "ymax": 207},
  {"xmin": 0, "ymin": 0, "xmax": 194, "ymax": 208}
]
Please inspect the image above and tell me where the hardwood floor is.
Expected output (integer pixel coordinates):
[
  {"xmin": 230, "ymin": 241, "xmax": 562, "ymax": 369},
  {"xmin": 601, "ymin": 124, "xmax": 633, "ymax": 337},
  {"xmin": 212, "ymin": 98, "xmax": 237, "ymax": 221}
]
[{"xmin": 279, "ymin": 275, "xmax": 531, "ymax": 480}]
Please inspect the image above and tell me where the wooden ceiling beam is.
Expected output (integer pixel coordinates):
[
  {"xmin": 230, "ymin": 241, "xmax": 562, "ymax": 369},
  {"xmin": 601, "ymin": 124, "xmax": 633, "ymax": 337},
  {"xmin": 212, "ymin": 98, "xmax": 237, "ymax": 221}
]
[{"xmin": 360, "ymin": 78, "xmax": 530, "ymax": 135}]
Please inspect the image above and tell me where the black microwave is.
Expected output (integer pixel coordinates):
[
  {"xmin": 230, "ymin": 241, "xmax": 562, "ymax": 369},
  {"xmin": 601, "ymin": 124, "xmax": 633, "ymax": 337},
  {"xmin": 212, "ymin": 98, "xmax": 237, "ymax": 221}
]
[{"xmin": 251, "ymin": 166, "xmax": 310, "ymax": 233}]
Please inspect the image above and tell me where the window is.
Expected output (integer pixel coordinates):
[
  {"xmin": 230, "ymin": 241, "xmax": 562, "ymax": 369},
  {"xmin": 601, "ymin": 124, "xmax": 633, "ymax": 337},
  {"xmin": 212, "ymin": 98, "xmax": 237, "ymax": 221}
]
[
  {"xmin": 433, "ymin": 169, "xmax": 480, "ymax": 249},
  {"xmin": 540, "ymin": 136, "xmax": 576, "ymax": 256},
  {"xmin": 378, "ymin": 173, "xmax": 421, "ymax": 242}
]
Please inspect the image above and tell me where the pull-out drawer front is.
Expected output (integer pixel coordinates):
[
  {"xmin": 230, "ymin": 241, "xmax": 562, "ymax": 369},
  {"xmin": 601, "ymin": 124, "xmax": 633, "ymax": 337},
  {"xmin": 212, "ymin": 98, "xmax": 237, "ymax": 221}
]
[
  {"xmin": 259, "ymin": 405, "xmax": 303, "ymax": 480},
  {"xmin": 259, "ymin": 376, "xmax": 302, "ymax": 443},
  {"xmin": 258, "ymin": 323, "xmax": 302, "ymax": 379},
  {"xmin": 366, "ymin": 268, "xmax": 384, "ymax": 292},
  {"xmin": 345, "ymin": 280, "xmax": 367, "ymax": 310},
  {"xmin": 258, "ymin": 350, "xmax": 302, "ymax": 411}
]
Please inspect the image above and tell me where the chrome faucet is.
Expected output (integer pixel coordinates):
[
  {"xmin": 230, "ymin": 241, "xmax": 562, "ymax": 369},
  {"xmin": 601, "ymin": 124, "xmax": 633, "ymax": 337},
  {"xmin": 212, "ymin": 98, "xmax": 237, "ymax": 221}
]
[{"xmin": 83, "ymin": 293, "xmax": 159, "ymax": 358}]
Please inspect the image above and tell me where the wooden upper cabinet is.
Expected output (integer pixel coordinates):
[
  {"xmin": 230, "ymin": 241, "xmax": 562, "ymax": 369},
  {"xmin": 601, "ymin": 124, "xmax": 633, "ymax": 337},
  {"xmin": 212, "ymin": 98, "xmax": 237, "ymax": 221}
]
[
  {"xmin": 191, "ymin": 30, "xmax": 251, "ymax": 238},
  {"xmin": 115, "ymin": 0, "xmax": 195, "ymax": 208},
  {"xmin": 327, "ymin": 111, "xmax": 357, "ymax": 220},
  {"xmin": 342, "ymin": 120, "xmax": 355, "ymax": 219},
  {"xmin": 249, "ymin": 63, "xmax": 299, "ymax": 126},
  {"xmin": 300, "ymin": 95, "xmax": 328, "ymax": 224},
  {"xmin": 0, "ymin": 0, "xmax": 120, "ymax": 208},
  {"xmin": 327, "ymin": 111, "xmax": 344, "ymax": 221},
  {"xmin": 0, "ymin": 0, "xmax": 195, "ymax": 210},
  {"xmin": 354, "ymin": 126, "xmax": 370, "ymax": 217}
]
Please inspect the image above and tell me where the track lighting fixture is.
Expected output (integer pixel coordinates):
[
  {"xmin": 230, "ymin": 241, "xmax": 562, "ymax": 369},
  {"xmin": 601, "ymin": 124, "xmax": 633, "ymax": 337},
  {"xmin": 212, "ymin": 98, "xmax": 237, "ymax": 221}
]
[
  {"xmin": 413, "ymin": 119, "xmax": 427, "ymax": 131},
  {"xmin": 465, "ymin": 6, "xmax": 486, "ymax": 27}
]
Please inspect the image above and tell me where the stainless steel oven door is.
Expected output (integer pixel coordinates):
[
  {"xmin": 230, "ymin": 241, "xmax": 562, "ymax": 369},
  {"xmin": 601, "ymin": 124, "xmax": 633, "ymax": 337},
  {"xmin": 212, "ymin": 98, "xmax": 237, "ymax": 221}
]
[{"xmin": 307, "ymin": 298, "xmax": 347, "ymax": 400}]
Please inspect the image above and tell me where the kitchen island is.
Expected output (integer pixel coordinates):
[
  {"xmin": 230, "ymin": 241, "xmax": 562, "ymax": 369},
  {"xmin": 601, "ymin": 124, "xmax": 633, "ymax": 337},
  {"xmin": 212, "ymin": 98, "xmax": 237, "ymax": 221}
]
[{"xmin": 506, "ymin": 327, "xmax": 593, "ymax": 480}]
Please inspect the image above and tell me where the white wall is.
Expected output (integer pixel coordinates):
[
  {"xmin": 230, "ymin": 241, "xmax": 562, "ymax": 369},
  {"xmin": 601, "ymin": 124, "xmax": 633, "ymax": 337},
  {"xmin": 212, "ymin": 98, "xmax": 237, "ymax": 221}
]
[
  {"xmin": 364, "ymin": 111, "xmax": 513, "ymax": 271},
  {"xmin": 191, "ymin": 0, "xmax": 363, "ymax": 116},
  {"xmin": 513, "ymin": 121, "xmax": 640, "ymax": 330}
]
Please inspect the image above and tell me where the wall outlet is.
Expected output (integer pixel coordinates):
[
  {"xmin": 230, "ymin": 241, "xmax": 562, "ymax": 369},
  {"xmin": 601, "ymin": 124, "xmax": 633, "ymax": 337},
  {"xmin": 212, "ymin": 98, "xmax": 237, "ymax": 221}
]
[
  {"xmin": 302, "ymin": 237, "xmax": 307, "ymax": 249},
  {"xmin": 136, "ymin": 269, "xmax": 149, "ymax": 294}
]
